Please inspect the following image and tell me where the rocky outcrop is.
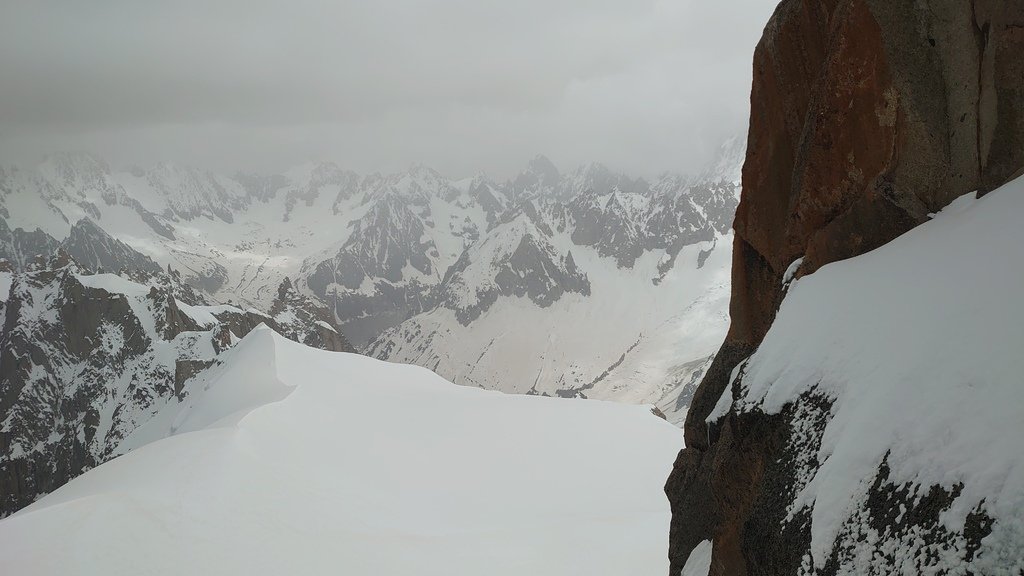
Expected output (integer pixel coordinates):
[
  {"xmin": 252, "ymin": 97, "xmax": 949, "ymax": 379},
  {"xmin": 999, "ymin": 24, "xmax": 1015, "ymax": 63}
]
[
  {"xmin": 666, "ymin": 1, "xmax": 1024, "ymax": 574},
  {"xmin": 62, "ymin": 217, "xmax": 164, "ymax": 278},
  {"xmin": 0, "ymin": 219, "xmax": 60, "ymax": 270},
  {"xmin": 0, "ymin": 263, "xmax": 214, "ymax": 515},
  {"xmin": 267, "ymin": 277, "xmax": 355, "ymax": 353}
]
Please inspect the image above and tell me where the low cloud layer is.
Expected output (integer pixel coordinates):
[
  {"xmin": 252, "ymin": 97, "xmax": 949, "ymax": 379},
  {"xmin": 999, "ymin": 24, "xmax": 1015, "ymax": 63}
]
[{"xmin": 0, "ymin": 0, "xmax": 777, "ymax": 178}]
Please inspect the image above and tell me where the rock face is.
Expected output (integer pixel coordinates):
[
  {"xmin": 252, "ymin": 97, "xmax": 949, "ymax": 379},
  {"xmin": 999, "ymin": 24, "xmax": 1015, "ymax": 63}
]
[
  {"xmin": 62, "ymin": 218, "xmax": 164, "ymax": 278},
  {"xmin": 666, "ymin": 1, "xmax": 1024, "ymax": 575},
  {"xmin": 0, "ymin": 219, "xmax": 60, "ymax": 270},
  {"xmin": 268, "ymin": 277, "xmax": 355, "ymax": 353},
  {"xmin": 0, "ymin": 262, "xmax": 212, "ymax": 515}
]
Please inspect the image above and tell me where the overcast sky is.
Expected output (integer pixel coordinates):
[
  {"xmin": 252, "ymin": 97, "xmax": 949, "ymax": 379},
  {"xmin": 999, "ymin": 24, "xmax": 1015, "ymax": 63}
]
[{"xmin": 0, "ymin": 0, "xmax": 777, "ymax": 179}]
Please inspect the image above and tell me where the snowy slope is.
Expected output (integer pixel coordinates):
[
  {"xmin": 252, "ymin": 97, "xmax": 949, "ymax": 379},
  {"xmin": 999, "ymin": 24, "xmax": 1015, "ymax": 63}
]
[
  {"xmin": 0, "ymin": 327, "xmax": 683, "ymax": 576},
  {"xmin": 368, "ymin": 234, "xmax": 733, "ymax": 423},
  {"xmin": 709, "ymin": 177, "xmax": 1024, "ymax": 573}
]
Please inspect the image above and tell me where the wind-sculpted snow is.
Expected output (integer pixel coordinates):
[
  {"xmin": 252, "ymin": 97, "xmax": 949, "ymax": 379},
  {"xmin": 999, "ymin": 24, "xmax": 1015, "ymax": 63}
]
[
  {"xmin": 0, "ymin": 326, "xmax": 683, "ymax": 575},
  {"xmin": 708, "ymin": 177, "xmax": 1024, "ymax": 573}
]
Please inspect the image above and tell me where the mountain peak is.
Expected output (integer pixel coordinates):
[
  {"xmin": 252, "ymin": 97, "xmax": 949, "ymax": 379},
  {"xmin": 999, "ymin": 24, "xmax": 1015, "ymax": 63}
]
[{"xmin": 527, "ymin": 154, "xmax": 560, "ymax": 179}]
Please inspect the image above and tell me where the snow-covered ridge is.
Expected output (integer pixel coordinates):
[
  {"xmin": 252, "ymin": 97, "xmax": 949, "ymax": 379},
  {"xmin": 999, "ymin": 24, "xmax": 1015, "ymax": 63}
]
[
  {"xmin": 709, "ymin": 175, "xmax": 1024, "ymax": 573},
  {"xmin": 0, "ymin": 326, "xmax": 683, "ymax": 576}
]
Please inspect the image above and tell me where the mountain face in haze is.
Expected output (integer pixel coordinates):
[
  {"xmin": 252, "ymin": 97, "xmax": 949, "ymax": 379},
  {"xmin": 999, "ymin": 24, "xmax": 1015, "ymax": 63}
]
[
  {"xmin": 62, "ymin": 218, "xmax": 165, "ymax": 278},
  {"xmin": 666, "ymin": 1, "xmax": 1024, "ymax": 574},
  {"xmin": 0, "ymin": 142, "xmax": 743, "ymax": 420},
  {"xmin": 363, "ymin": 148, "xmax": 740, "ymax": 415},
  {"xmin": 0, "ymin": 218, "xmax": 60, "ymax": 270}
]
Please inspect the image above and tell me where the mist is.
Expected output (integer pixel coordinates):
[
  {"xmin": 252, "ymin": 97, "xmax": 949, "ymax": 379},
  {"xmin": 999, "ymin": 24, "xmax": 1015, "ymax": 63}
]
[{"xmin": 0, "ymin": 0, "xmax": 777, "ymax": 179}]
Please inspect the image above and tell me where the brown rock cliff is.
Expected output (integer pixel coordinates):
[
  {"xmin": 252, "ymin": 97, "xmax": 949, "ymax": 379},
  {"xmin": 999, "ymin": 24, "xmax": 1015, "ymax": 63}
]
[{"xmin": 666, "ymin": 0, "xmax": 1024, "ymax": 574}]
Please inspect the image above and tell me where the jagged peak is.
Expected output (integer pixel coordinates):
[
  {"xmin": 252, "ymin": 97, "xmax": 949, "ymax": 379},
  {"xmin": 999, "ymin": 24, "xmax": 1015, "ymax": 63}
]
[
  {"xmin": 527, "ymin": 154, "xmax": 559, "ymax": 175},
  {"xmin": 67, "ymin": 215, "xmax": 114, "ymax": 236}
]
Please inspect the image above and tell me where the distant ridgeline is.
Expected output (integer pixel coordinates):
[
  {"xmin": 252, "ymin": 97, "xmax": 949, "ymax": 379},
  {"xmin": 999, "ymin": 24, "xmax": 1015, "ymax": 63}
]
[{"xmin": 1, "ymin": 142, "xmax": 745, "ymax": 421}]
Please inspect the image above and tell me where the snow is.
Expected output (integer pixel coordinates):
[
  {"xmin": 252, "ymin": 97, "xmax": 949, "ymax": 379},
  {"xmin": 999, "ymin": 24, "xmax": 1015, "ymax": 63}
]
[
  {"xmin": 174, "ymin": 301, "xmax": 221, "ymax": 327},
  {"xmin": 314, "ymin": 319, "xmax": 336, "ymax": 333},
  {"xmin": 0, "ymin": 327, "xmax": 683, "ymax": 575},
  {"xmin": 0, "ymin": 271, "xmax": 12, "ymax": 302},
  {"xmin": 176, "ymin": 301, "xmax": 247, "ymax": 327},
  {"xmin": 75, "ymin": 273, "xmax": 152, "ymax": 298},
  {"xmin": 273, "ymin": 308, "xmax": 300, "ymax": 326},
  {"xmin": 781, "ymin": 255, "xmax": 804, "ymax": 286},
  {"xmin": 709, "ymin": 177, "xmax": 1024, "ymax": 571},
  {"xmin": 682, "ymin": 540, "xmax": 713, "ymax": 576}
]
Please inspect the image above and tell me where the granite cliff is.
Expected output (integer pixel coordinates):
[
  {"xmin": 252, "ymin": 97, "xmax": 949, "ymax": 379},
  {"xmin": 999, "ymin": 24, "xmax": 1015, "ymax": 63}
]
[{"xmin": 666, "ymin": 1, "xmax": 1024, "ymax": 574}]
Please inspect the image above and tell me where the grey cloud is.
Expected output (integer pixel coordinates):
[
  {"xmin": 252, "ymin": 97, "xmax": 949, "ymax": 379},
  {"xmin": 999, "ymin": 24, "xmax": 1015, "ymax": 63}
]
[{"xmin": 0, "ymin": 0, "xmax": 778, "ymax": 178}]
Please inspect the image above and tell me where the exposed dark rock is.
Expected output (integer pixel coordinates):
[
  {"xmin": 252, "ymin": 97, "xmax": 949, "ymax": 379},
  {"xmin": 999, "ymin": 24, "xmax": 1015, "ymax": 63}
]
[
  {"xmin": 305, "ymin": 191, "xmax": 438, "ymax": 344},
  {"xmin": 0, "ymin": 219, "xmax": 61, "ymax": 271},
  {"xmin": 0, "ymin": 264, "xmax": 214, "ymax": 516},
  {"xmin": 183, "ymin": 260, "xmax": 229, "ymax": 294},
  {"xmin": 62, "ymin": 218, "xmax": 164, "ymax": 278},
  {"xmin": 174, "ymin": 359, "xmax": 218, "ymax": 397},
  {"xmin": 268, "ymin": 277, "xmax": 355, "ymax": 353},
  {"xmin": 234, "ymin": 172, "xmax": 290, "ymax": 202}
]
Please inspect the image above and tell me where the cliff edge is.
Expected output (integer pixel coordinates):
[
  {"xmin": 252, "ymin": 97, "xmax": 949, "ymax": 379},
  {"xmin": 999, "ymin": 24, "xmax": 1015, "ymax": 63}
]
[{"xmin": 666, "ymin": 1, "xmax": 1024, "ymax": 574}]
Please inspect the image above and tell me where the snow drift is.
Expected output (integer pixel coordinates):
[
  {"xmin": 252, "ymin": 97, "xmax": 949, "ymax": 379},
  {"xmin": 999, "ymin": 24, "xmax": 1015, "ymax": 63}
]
[{"xmin": 0, "ymin": 326, "xmax": 683, "ymax": 575}]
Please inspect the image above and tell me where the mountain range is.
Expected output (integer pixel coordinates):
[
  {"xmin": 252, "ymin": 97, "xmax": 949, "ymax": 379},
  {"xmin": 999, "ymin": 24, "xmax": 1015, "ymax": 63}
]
[{"xmin": 1, "ymin": 138, "xmax": 744, "ymax": 424}]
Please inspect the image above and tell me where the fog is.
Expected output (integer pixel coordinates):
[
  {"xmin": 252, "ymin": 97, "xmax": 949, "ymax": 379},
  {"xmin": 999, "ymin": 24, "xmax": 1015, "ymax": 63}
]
[{"xmin": 0, "ymin": 0, "xmax": 778, "ymax": 179}]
